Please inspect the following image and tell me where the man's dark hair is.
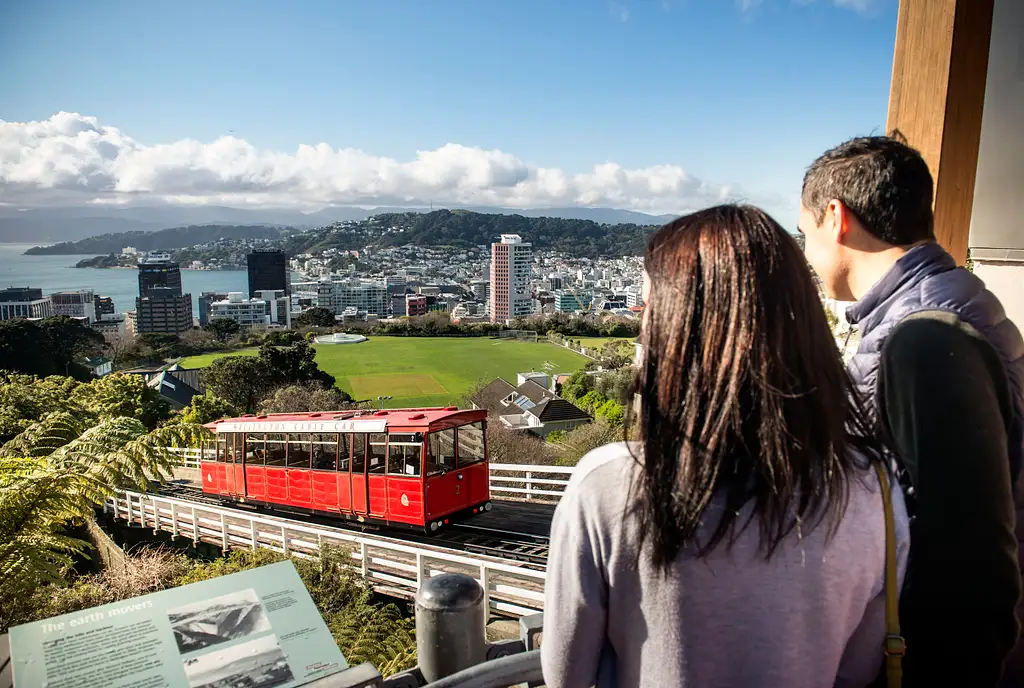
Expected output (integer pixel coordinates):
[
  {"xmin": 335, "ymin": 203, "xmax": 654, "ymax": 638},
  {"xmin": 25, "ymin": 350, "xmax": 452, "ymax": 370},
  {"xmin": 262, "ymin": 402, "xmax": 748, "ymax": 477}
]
[{"xmin": 801, "ymin": 133, "xmax": 935, "ymax": 245}]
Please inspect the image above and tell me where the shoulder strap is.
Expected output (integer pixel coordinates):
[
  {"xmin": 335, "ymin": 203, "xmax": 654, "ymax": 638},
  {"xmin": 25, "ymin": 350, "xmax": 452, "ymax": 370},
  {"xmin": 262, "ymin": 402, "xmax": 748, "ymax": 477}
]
[{"xmin": 874, "ymin": 462, "xmax": 905, "ymax": 687}]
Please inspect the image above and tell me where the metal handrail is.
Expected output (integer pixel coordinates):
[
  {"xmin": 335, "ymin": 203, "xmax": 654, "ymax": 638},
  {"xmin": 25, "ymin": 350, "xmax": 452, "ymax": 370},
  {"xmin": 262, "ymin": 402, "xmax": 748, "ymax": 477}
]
[{"xmin": 416, "ymin": 651, "xmax": 542, "ymax": 688}]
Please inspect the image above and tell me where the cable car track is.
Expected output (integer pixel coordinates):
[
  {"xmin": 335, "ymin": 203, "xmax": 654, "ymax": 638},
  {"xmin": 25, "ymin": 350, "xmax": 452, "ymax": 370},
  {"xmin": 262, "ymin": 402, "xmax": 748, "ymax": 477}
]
[{"xmin": 149, "ymin": 482, "xmax": 550, "ymax": 567}]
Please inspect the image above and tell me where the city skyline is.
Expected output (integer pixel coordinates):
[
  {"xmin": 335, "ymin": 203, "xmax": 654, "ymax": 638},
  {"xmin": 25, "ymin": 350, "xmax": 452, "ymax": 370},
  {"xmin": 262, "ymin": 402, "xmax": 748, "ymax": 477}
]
[{"xmin": 0, "ymin": 0, "xmax": 898, "ymax": 225}]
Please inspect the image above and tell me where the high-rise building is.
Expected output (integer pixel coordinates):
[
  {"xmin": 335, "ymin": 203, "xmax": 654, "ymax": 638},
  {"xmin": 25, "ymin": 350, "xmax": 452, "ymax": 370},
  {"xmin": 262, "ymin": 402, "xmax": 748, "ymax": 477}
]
[
  {"xmin": 136, "ymin": 288, "xmax": 193, "ymax": 334},
  {"xmin": 247, "ymin": 250, "xmax": 290, "ymax": 298},
  {"xmin": 138, "ymin": 252, "xmax": 183, "ymax": 297},
  {"xmin": 51, "ymin": 289, "xmax": 97, "ymax": 322},
  {"xmin": 489, "ymin": 234, "xmax": 533, "ymax": 323},
  {"xmin": 0, "ymin": 287, "xmax": 54, "ymax": 320},
  {"xmin": 135, "ymin": 253, "xmax": 192, "ymax": 334}
]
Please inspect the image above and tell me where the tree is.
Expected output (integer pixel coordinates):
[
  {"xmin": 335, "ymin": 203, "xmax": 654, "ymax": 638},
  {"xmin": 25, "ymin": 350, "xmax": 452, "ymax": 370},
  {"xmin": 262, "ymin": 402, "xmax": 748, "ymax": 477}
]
[
  {"xmin": 200, "ymin": 341, "xmax": 336, "ymax": 412},
  {"xmin": 202, "ymin": 317, "xmax": 241, "ymax": 341},
  {"xmin": 259, "ymin": 340, "xmax": 336, "ymax": 389},
  {"xmin": 201, "ymin": 356, "xmax": 272, "ymax": 412},
  {"xmin": 559, "ymin": 370, "xmax": 594, "ymax": 403},
  {"xmin": 180, "ymin": 392, "xmax": 236, "ymax": 425},
  {"xmin": 70, "ymin": 372, "xmax": 171, "ymax": 429},
  {"xmin": 595, "ymin": 399, "xmax": 625, "ymax": 427},
  {"xmin": 0, "ymin": 317, "xmax": 104, "ymax": 379},
  {"xmin": 0, "ymin": 372, "xmax": 171, "ymax": 440},
  {"xmin": 0, "ymin": 414, "xmax": 204, "ymax": 629},
  {"xmin": 486, "ymin": 418, "xmax": 559, "ymax": 466},
  {"xmin": 259, "ymin": 384, "xmax": 355, "ymax": 414},
  {"xmin": 594, "ymin": 367, "xmax": 635, "ymax": 405},
  {"xmin": 294, "ymin": 307, "xmax": 336, "ymax": 328},
  {"xmin": 553, "ymin": 421, "xmax": 624, "ymax": 466}
]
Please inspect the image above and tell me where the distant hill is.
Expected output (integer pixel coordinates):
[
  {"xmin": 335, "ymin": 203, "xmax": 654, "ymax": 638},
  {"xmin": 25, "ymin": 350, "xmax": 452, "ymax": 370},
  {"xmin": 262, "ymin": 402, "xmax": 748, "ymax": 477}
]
[
  {"xmin": 281, "ymin": 209, "xmax": 661, "ymax": 258},
  {"xmin": 24, "ymin": 225, "xmax": 291, "ymax": 255},
  {"xmin": 0, "ymin": 204, "xmax": 676, "ymax": 244}
]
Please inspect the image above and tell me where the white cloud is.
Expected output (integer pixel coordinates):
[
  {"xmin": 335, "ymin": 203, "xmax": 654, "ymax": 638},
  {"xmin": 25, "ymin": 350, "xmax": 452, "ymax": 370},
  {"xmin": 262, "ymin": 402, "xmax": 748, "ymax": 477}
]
[
  {"xmin": 0, "ymin": 112, "xmax": 749, "ymax": 215},
  {"xmin": 610, "ymin": 2, "xmax": 630, "ymax": 22}
]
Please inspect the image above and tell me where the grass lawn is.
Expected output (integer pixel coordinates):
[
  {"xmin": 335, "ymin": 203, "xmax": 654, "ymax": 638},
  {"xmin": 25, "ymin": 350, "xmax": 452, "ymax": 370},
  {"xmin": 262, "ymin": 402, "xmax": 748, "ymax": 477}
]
[{"xmin": 180, "ymin": 337, "xmax": 590, "ymax": 408}]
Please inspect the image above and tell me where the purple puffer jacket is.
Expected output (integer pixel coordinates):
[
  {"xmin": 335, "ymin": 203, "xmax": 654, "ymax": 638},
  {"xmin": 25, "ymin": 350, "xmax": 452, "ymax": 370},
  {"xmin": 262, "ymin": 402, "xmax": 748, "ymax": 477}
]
[{"xmin": 844, "ymin": 241, "xmax": 1024, "ymax": 680}]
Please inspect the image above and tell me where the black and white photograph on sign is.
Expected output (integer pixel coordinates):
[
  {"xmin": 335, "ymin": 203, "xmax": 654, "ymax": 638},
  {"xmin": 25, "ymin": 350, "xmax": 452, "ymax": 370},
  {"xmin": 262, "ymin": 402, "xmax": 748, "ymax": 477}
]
[
  {"xmin": 183, "ymin": 634, "xmax": 294, "ymax": 688},
  {"xmin": 168, "ymin": 588, "xmax": 272, "ymax": 654}
]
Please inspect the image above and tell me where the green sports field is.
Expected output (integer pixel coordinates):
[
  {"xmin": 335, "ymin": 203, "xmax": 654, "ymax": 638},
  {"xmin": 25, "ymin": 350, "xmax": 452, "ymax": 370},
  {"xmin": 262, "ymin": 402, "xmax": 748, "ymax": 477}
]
[{"xmin": 180, "ymin": 337, "xmax": 590, "ymax": 408}]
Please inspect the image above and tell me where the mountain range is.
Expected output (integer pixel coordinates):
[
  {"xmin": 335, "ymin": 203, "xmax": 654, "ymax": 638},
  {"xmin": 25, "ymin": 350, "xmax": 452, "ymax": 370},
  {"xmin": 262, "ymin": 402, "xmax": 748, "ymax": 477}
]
[{"xmin": 0, "ymin": 204, "xmax": 678, "ymax": 244}]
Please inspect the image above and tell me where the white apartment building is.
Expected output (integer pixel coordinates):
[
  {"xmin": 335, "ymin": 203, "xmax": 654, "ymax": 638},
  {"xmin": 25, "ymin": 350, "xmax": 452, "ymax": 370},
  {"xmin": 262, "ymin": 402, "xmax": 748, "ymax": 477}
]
[
  {"xmin": 317, "ymin": 279, "xmax": 388, "ymax": 316},
  {"xmin": 209, "ymin": 290, "xmax": 290, "ymax": 328},
  {"xmin": 51, "ymin": 289, "xmax": 97, "ymax": 322},
  {"xmin": 490, "ymin": 234, "xmax": 533, "ymax": 323}
]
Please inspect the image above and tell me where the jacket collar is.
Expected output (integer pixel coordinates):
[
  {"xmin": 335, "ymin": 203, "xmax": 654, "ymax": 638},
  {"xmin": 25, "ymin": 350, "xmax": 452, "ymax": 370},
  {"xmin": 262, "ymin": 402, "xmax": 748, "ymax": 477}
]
[{"xmin": 845, "ymin": 242, "xmax": 957, "ymax": 334}]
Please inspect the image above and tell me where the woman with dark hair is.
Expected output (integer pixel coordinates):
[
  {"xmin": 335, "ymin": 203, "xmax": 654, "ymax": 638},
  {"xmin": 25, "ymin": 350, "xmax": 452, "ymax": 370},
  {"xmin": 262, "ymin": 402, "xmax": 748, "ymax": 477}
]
[{"xmin": 541, "ymin": 205, "xmax": 909, "ymax": 688}]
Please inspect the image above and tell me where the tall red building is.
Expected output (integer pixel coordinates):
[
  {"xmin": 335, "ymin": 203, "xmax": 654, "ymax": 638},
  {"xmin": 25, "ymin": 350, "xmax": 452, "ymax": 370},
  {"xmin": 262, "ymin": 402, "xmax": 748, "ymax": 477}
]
[{"xmin": 489, "ymin": 234, "xmax": 533, "ymax": 323}]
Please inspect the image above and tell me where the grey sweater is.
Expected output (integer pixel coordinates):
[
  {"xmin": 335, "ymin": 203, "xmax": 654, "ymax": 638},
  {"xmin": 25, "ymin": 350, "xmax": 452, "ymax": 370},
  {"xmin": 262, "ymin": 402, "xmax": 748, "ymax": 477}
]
[{"xmin": 541, "ymin": 442, "xmax": 910, "ymax": 688}]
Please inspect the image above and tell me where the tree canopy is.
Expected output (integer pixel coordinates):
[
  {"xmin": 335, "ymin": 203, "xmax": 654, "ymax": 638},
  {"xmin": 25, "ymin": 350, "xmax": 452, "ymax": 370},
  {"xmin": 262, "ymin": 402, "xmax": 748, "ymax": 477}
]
[
  {"xmin": 293, "ymin": 306, "xmax": 336, "ymax": 328},
  {"xmin": 202, "ymin": 317, "xmax": 242, "ymax": 341},
  {"xmin": 0, "ymin": 316, "xmax": 104, "ymax": 380},
  {"xmin": 201, "ymin": 341, "xmax": 337, "ymax": 412}
]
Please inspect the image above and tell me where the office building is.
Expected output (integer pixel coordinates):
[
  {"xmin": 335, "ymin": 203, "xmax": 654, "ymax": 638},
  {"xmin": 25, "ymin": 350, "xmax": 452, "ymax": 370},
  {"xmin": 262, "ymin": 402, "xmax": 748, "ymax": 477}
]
[
  {"xmin": 51, "ymin": 289, "xmax": 97, "ymax": 322},
  {"xmin": 198, "ymin": 291, "xmax": 229, "ymax": 327},
  {"xmin": 94, "ymin": 295, "xmax": 116, "ymax": 319},
  {"xmin": 138, "ymin": 252, "xmax": 182, "ymax": 297},
  {"xmin": 406, "ymin": 294, "xmax": 428, "ymax": 317},
  {"xmin": 209, "ymin": 291, "xmax": 288, "ymax": 328},
  {"xmin": 136, "ymin": 288, "xmax": 193, "ymax": 334},
  {"xmin": 91, "ymin": 316, "xmax": 126, "ymax": 343},
  {"xmin": 247, "ymin": 250, "xmax": 290, "ymax": 297},
  {"xmin": 490, "ymin": 234, "xmax": 533, "ymax": 323},
  {"xmin": 0, "ymin": 287, "xmax": 54, "ymax": 321},
  {"xmin": 317, "ymin": 279, "xmax": 388, "ymax": 316},
  {"xmin": 392, "ymin": 293, "xmax": 407, "ymax": 317},
  {"xmin": 555, "ymin": 291, "xmax": 593, "ymax": 313},
  {"xmin": 135, "ymin": 253, "xmax": 192, "ymax": 334}
]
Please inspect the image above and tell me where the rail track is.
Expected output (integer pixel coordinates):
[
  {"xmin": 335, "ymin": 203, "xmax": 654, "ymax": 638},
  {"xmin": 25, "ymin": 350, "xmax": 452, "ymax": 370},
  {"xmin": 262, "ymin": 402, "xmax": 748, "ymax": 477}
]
[{"xmin": 154, "ymin": 481, "xmax": 550, "ymax": 566}]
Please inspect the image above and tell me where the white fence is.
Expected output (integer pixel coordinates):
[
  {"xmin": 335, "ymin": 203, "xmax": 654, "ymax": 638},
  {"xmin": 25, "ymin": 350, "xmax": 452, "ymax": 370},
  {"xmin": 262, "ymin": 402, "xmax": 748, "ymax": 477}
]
[
  {"xmin": 168, "ymin": 449, "xmax": 575, "ymax": 502},
  {"xmin": 105, "ymin": 490, "xmax": 546, "ymax": 620}
]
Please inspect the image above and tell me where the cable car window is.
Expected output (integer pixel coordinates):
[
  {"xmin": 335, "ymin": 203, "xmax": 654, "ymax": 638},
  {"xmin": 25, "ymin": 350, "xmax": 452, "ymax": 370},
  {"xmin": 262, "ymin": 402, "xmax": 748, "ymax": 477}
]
[
  {"xmin": 312, "ymin": 433, "xmax": 337, "ymax": 470},
  {"xmin": 388, "ymin": 435, "xmax": 422, "ymax": 477},
  {"xmin": 426, "ymin": 429, "xmax": 457, "ymax": 476},
  {"xmin": 288, "ymin": 433, "xmax": 312, "ymax": 468},
  {"xmin": 266, "ymin": 433, "xmax": 287, "ymax": 466},
  {"xmin": 368, "ymin": 433, "xmax": 387, "ymax": 474},
  {"xmin": 338, "ymin": 433, "xmax": 351, "ymax": 472},
  {"xmin": 232, "ymin": 433, "xmax": 245, "ymax": 462},
  {"xmin": 351, "ymin": 434, "xmax": 366, "ymax": 473},
  {"xmin": 217, "ymin": 435, "xmax": 228, "ymax": 463},
  {"xmin": 457, "ymin": 422, "xmax": 486, "ymax": 467},
  {"xmin": 246, "ymin": 433, "xmax": 266, "ymax": 465}
]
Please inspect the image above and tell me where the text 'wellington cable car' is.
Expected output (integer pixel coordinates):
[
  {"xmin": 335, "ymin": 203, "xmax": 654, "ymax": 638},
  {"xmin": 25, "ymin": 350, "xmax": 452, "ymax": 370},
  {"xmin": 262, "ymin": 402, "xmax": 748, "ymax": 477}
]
[{"xmin": 201, "ymin": 407, "xmax": 492, "ymax": 532}]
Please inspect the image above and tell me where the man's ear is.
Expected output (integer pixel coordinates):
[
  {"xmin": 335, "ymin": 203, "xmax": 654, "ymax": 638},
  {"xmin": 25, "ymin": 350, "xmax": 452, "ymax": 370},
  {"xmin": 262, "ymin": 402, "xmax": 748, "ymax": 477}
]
[{"xmin": 826, "ymin": 199, "xmax": 850, "ymax": 244}]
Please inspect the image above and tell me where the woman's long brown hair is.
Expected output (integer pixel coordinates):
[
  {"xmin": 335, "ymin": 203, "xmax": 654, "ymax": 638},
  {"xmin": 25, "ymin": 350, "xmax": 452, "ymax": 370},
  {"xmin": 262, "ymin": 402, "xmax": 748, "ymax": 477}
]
[{"xmin": 631, "ymin": 204, "xmax": 884, "ymax": 571}]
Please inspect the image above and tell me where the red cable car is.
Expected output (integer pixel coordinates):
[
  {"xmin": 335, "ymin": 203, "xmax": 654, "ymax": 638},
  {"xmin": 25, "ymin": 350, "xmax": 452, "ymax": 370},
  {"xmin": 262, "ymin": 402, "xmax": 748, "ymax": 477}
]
[{"xmin": 200, "ymin": 407, "xmax": 492, "ymax": 532}]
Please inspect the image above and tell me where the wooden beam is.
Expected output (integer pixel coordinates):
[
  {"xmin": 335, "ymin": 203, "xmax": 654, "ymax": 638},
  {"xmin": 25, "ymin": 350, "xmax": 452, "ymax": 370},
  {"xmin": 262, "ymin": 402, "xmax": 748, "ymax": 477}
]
[{"xmin": 886, "ymin": 0, "xmax": 994, "ymax": 264}]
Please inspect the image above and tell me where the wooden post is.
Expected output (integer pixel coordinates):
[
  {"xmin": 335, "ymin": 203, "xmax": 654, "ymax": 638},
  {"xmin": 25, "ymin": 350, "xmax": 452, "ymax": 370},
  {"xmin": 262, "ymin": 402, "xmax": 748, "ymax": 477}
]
[{"xmin": 886, "ymin": 0, "xmax": 995, "ymax": 265}]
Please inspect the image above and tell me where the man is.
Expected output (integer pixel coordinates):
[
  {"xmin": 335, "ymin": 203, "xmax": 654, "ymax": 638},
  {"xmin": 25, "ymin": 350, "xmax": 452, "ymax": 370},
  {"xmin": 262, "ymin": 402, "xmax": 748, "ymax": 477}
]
[{"xmin": 798, "ymin": 134, "xmax": 1024, "ymax": 686}]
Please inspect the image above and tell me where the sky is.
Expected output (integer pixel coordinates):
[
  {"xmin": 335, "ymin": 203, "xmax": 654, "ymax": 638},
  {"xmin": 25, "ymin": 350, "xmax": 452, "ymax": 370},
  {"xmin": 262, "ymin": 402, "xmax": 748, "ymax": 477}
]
[{"xmin": 0, "ymin": 0, "xmax": 899, "ymax": 224}]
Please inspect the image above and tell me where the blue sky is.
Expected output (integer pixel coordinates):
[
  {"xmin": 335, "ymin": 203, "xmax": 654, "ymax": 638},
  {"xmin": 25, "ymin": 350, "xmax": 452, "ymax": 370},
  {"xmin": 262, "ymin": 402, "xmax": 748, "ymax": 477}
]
[{"xmin": 0, "ymin": 0, "xmax": 898, "ymax": 222}]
